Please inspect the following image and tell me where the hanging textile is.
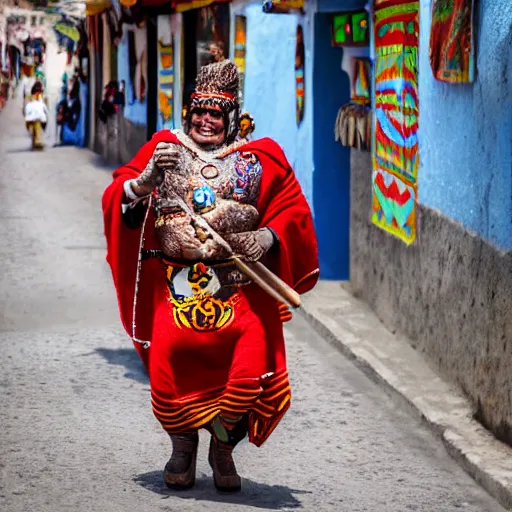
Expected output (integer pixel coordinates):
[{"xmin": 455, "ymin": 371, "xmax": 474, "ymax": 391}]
[
  {"xmin": 295, "ymin": 25, "xmax": 305, "ymax": 126},
  {"xmin": 234, "ymin": 15, "xmax": 247, "ymax": 107},
  {"xmin": 372, "ymin": 0, "xmax": 419, "ymax": 245},
  {"xmin": 334, "ymin": 58, "xmax": 372, "ymax": 152},
  {"xmin": 157, "ymin": 15, "xmax": 175, "ymax": 130},
  {"xmin": 429, "ymin": 0, "xmax": 475, "ymax": 83}
]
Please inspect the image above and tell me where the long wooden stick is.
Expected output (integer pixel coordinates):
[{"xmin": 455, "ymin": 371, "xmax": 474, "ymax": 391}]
[
  {"xmin": 167, "ymin": 184, "xmax": 300, "ymax": 309},
  {"xmin": 233, "ymin": 257, "xmax": 294, "ymax": 306},
  {"xmin": 248, "ymin": 261, "xmax": 302, "ymax": 309}
]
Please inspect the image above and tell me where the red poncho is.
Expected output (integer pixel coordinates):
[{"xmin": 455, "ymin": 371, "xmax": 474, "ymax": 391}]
[{"xmin": 102, "ymin": 131, "xmax": 319, "ymax": 446}]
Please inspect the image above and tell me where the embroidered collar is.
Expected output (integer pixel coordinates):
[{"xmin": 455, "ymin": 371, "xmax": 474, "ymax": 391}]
[{"xmin": 170, "ymin": 129, "xmax": 248, "ymax": 161}]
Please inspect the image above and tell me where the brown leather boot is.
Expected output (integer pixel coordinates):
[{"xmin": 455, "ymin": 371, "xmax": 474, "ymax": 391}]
[
  {"xmin": 163, "ymin": 432, "xmax": 199, "ymax": 490},
  {"xmin": 208, "ymin": 436, "xmax": 242, "ymax": 492}
]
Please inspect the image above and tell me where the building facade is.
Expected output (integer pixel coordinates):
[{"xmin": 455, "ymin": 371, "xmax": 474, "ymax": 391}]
[
  {"xmin": 350, "ymin": 0, "xmax": 512, "ymax": 445},
  {"xmin": 84, "ymin": 0, "xmax": 512, "ymax": 445},
  {"xmin": 229, "ymin": 0, "xmax": 512, "ymax": 447}
]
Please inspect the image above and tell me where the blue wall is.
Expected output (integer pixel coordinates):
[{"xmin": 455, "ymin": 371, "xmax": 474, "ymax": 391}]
[
  {"xmin": 242, "ymin": 3, "xmax": 314, "ymax": 205},
  {"xmin": 117, "ymin": 25, "xmax": 147, "ymax": 126},
  {"xmin": 418, "ymin": 0, "xmax": 512, "ymax": 250}
]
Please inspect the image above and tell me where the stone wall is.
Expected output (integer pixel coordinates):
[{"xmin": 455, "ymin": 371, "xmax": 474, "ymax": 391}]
[
  {"xmin": 118, "ymin": 114, "xmax": 147, "ymax": 164},
  {"xmin": 350, "ymin": 149, "xmax": 512, "ymax": 445},
  {"xmin": 95, "ymin": 111, "xmax": 147, "ymax": 166}
]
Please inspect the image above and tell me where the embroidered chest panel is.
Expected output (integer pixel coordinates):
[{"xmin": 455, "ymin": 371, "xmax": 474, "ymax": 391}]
[
  {"xmin": 152, "ymin": 140, "xmax": 263, "ymax": 264},
  {"xmin": 154, "ymin": 146, "xmax": 262, "ymax": 218}
]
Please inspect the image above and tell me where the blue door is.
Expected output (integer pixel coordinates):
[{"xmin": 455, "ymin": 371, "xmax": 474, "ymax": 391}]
[{"xmin": 312, "ymin": 12, "xmax": 351, "ymax": 280}]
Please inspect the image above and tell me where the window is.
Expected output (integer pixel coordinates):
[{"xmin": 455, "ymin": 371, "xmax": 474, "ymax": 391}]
[
  {"xmin": 31, "ymin": 16, "xmax": 37, "ymax": 27},
  {"xmin": 332, "ymin": 10, "xmax": 370, "ymax": 47}
]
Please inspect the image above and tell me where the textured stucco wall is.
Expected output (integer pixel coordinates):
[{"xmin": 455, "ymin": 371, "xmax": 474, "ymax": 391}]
[
  {"xmin": 350, "ymin": 150, "xmax": 512, "ymax": 445},
  {"xmin": 241, "ymin": 3, "xmax": 314, "ymax": 205},
  {"xmin": 418, "ymin": 0, "xmax": 512, "ymax": 250}
]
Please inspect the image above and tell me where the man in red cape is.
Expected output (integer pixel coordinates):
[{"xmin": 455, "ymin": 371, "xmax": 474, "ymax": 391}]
[{"xmin": 102, "ymin": 60, "xmax": 318, "ymax": 492}]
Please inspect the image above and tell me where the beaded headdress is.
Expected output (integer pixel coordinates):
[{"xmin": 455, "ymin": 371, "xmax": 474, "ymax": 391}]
[{"xmin": 187, "ymin": 60, "xmax": 240, "ymax": 145}]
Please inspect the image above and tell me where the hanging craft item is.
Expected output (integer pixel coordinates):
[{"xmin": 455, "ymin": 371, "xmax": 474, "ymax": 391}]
[
  {"xmin": 353, "ymin": 58, "xmax": 371, "ymax": 104},
  {"xmin": 334, "ymin": 58, "xmax": 372, "ymax": 151},
  {"xmin": 429, "ymin": 0, "xmax": 475, "ymax": 83},
  {"xmin": 335, "ymin": 104, "xmax": 372, "ymax": 151},
  {"xmin": 234, "ymin": 16, "xmax": 247, "ymax": 108},
  {"xmin": 295, "ymin": 24, "xmax": 305, "ymax": 126},
  {"xmin": 263, "ymin": 0, "xmax": 304, "ymax": 14},
  {"xmin": 332, "ymin": 10, "xmax": 370, "ymax": 47},
  {"xmin": 372, "ymin": 0, "xmax": 419, "ymax": 245},
  {"xmin": 157, "ymin": 15, "xmax": 175, "ymax": 130},
  {"xmin": 158, "ymin": 39, "xmax": 174, "ymax": 129}
]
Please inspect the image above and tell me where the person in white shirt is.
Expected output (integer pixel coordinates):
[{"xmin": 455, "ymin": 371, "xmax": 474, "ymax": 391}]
[{"xmin": 24, "ymin": 81, "xmax": 48, "ymax": 149}]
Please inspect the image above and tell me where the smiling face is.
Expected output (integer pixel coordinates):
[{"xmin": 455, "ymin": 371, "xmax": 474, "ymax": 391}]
[{"xmin": 188, "ymin": 106, "xmax": 226, "ymax": 147}]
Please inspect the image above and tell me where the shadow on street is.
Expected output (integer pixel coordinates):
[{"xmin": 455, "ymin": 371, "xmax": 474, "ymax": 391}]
[
  {"xmin": 133, "ymin": 470, "xmax": 310, "ymax": 509},
  {"xmin": 95, "ymin": 347, "xmax": 149, "ymax": 384}
]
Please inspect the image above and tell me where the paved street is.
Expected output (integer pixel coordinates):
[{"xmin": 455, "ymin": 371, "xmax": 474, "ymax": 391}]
[{"xmin": 0, "ymin": 60, "xmax": 506, "ymax": 512}]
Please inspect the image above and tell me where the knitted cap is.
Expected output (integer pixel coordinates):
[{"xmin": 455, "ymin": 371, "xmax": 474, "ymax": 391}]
[{"xmin": 191, "ymin": 60, "xmax": 239, "ymax": 112}]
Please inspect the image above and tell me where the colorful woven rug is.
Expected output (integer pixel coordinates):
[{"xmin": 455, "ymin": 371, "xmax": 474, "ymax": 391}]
[
  {"xmin": 429, "ymin": 0, "xmax": 475, "ymax": 83},
  {"xmin": 372, "ymin": 0, "xmax": 419, "ymax": 245}
]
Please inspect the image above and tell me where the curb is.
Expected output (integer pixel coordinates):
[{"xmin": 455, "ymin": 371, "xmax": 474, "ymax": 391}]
[{"xmin": 299, "ymin": 285, "xmax": 512, "ymax": 511}]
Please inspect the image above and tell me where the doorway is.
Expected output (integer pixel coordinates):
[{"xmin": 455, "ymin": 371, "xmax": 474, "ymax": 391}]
[
  {"xmin": 181, "ymin": 4, "xmax": 231, "ymax": 109},
  {"xmin": 312, "ymin": 12, "xmax": 352, "ymax": 280}
]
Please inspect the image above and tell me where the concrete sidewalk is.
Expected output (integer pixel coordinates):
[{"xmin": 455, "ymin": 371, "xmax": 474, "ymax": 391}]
[{"xmin": 301, "ymin": 281, "xmax": 512, "ymax": 510}]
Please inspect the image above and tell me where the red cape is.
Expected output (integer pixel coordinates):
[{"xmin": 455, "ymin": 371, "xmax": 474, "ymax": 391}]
[
  {"xmin": 102, "ymin": 131, "xmax": 319, "ymax": 444},
  {"xmin": 102, "ymin": 130, "xmax": 319, "ymax": 351}
]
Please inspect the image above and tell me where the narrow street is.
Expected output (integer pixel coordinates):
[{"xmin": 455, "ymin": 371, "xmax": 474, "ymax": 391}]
[{"xmin": 0, "ymin": 58, "xmax": 505, "ymax": 512}]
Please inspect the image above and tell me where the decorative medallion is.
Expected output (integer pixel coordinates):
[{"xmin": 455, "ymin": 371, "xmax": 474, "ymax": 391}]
[
  {"xmin": 191, "ymin": 184, "xmax": 216, "ymax": 213},
  {"xmin": 201, "ymin": 164, "xmax": 220, "ymax": 179}
]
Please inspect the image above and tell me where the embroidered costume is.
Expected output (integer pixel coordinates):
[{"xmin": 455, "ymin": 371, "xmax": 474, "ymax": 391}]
[{"xmin": 102, "ymin": 60, "xmax": 318, "ymax": 491}]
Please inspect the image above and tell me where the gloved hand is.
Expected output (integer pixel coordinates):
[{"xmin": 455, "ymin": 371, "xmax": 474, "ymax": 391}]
[
  {"xmin": 153, "ymin": 141, "xmax": 180, "ymax": 172},
  {"xmin": 132, "ymin": 157, "xmax": 163, "ymax": 196},
  {"xmin": 224, "ymin": 228, "xmax": 275, "ymax": 262}
]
